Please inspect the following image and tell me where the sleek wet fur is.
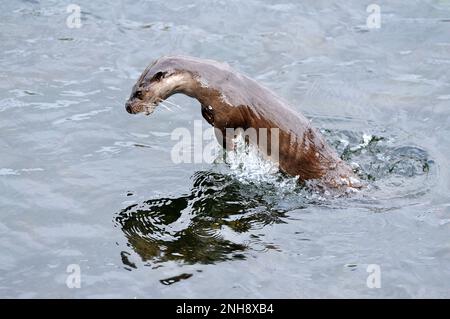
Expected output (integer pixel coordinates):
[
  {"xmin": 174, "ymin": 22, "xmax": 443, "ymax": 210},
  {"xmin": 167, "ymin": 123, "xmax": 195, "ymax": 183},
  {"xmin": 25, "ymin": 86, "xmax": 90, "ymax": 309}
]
[{"xmin": 125, "ymin": 56, "xmax": 360, "ymax": 189}]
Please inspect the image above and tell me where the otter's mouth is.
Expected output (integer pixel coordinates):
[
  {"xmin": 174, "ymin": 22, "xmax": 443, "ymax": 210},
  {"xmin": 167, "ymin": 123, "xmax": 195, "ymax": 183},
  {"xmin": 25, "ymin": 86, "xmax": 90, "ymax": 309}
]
[
  {"xmin": 126, "ymin": 101, "xmax": 158, "ymax": 116},
  {"xmin": 143, "ymin": 102, "xmax": 158, "ymax": 116}
]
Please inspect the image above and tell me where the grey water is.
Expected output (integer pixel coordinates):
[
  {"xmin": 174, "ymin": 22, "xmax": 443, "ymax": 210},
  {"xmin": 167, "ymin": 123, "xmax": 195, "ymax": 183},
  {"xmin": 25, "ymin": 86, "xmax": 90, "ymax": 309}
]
[{"xmin": 1, "ymin": 0, "xmax": 450, "ymax": 298}]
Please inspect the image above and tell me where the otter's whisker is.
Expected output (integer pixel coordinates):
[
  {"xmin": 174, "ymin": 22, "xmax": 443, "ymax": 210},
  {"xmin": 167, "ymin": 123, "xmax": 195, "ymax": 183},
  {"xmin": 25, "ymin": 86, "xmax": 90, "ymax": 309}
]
[
  {"xmin": 159, "ymin": 102, "xmax": 174, "ymax": 112},
  {"xmin": 160, "ymin": 98, "xmax": 182, "ymax": 109}
]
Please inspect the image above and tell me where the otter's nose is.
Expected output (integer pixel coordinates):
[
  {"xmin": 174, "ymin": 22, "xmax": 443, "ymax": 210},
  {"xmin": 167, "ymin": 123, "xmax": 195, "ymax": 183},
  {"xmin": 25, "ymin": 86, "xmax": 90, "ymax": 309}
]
[{"xmin": 125, "ymin": 102, "xmax": 133, "ymax": 114}]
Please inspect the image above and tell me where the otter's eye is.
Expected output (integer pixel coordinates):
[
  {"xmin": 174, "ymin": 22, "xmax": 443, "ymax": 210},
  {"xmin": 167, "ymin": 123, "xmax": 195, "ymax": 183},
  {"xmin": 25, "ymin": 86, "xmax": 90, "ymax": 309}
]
[
  {"xmin": 135, "ymin": 89, "xmax": 144, "ymax": 99},
  {"xmin": 151, "ymin": 71, "xmax": 167, "ymax": 82}
]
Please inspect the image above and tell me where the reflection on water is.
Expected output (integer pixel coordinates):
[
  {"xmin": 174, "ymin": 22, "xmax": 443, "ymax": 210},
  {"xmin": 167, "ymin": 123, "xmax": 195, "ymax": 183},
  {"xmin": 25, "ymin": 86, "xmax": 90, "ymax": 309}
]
[
  {"xmin": 328, "ymin": 130, "xmax": 433, "ymax": 181},
  {"xmin": 160, "ymin": 273, "xmax": 193, "ymax": 286},
  {"xmin": 115, "ymin": 130, "xmax": 433, "ymax": 269},
  {"xmin": 115, "ymin": 171, "xmax": 290, "ymax": 265}
]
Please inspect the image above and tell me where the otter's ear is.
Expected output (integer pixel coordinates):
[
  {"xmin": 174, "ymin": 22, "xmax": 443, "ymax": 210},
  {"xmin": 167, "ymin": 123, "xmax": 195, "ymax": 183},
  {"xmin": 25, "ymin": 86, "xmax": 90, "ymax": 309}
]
[{"xmin": 151, "ymin": 71, "xmax": 167, "ymax": 82}]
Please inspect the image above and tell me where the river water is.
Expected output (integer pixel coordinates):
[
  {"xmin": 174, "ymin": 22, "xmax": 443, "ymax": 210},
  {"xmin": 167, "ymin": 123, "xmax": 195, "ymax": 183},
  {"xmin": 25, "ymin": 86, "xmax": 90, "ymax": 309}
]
[{"xmin": 1, "ymin": 0, "xmax": 450, "ymax": 298}]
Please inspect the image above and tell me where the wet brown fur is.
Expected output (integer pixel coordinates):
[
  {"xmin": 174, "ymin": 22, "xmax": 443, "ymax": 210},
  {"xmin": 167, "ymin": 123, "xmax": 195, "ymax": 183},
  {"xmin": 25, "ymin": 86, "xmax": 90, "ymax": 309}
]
[{"xmin": 125, "ymin": 56, "xmax": 360, "ymax": 189}]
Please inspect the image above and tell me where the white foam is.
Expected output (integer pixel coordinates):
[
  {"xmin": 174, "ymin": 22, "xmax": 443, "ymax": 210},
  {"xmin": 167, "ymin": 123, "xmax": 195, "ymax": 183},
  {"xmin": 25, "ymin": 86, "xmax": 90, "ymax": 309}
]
[{"xmin": 221, "ymin": 134, "xmax": 298, "ymax": 191}]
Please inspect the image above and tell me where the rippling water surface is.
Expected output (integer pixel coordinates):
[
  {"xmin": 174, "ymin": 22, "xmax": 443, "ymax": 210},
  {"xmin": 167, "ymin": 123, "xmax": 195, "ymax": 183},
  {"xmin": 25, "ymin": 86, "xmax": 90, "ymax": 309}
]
[{"xmin": 1, "ymin": 0, "xmax": 450, "ymax": 298}]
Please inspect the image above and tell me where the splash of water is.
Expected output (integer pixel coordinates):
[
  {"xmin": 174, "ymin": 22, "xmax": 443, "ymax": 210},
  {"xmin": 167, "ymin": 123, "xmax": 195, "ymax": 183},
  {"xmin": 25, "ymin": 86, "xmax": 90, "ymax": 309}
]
[{"xmin": 216, "ymin": 134, "xmax": 300, "ymax": 191}]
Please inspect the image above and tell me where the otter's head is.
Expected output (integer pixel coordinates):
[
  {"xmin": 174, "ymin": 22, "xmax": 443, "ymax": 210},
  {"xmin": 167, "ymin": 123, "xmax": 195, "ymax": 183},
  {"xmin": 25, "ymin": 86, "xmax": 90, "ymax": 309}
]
[{"xmin": 125, "ymin": 58, "xmax": 195, "ymax": 115}]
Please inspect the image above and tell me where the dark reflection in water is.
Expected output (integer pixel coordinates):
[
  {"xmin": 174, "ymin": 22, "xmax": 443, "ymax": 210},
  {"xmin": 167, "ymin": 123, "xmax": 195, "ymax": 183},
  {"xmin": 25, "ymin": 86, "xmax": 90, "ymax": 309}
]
[
  {"xmin": 115, "ymin": 130, "xmax": 434, "ymax": 269},
  {"xmin": 160, "ymin": 273, "xmax": 193, "ymax": 286},
  {"xmin": 115, "ymin": 171, "xmax": 291, "ymax": 265},
  {"xmin": 325, "ymin": 130, "xmax": 433, "ymax": 182}
]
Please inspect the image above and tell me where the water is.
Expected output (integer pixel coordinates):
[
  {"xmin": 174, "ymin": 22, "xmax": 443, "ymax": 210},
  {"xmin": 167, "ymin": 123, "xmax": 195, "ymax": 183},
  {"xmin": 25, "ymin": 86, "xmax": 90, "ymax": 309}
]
[{"xmin": 1, "ymin": 0, "xmax": 450, "ymax": 298}]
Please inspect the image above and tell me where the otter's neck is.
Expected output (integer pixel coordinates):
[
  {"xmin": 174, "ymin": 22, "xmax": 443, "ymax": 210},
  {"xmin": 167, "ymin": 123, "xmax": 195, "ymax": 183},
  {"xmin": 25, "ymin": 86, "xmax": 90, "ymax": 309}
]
[{"xmin": 171, "ymin": 72, "xmax": 211, "ymax": 103}]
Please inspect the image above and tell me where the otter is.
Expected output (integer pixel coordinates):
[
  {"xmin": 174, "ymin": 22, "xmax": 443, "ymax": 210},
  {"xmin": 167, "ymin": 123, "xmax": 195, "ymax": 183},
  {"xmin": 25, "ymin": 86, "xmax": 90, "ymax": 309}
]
[{"xmin": 125, "ymin": 56, "xmax": 361, "ymax": 190}]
